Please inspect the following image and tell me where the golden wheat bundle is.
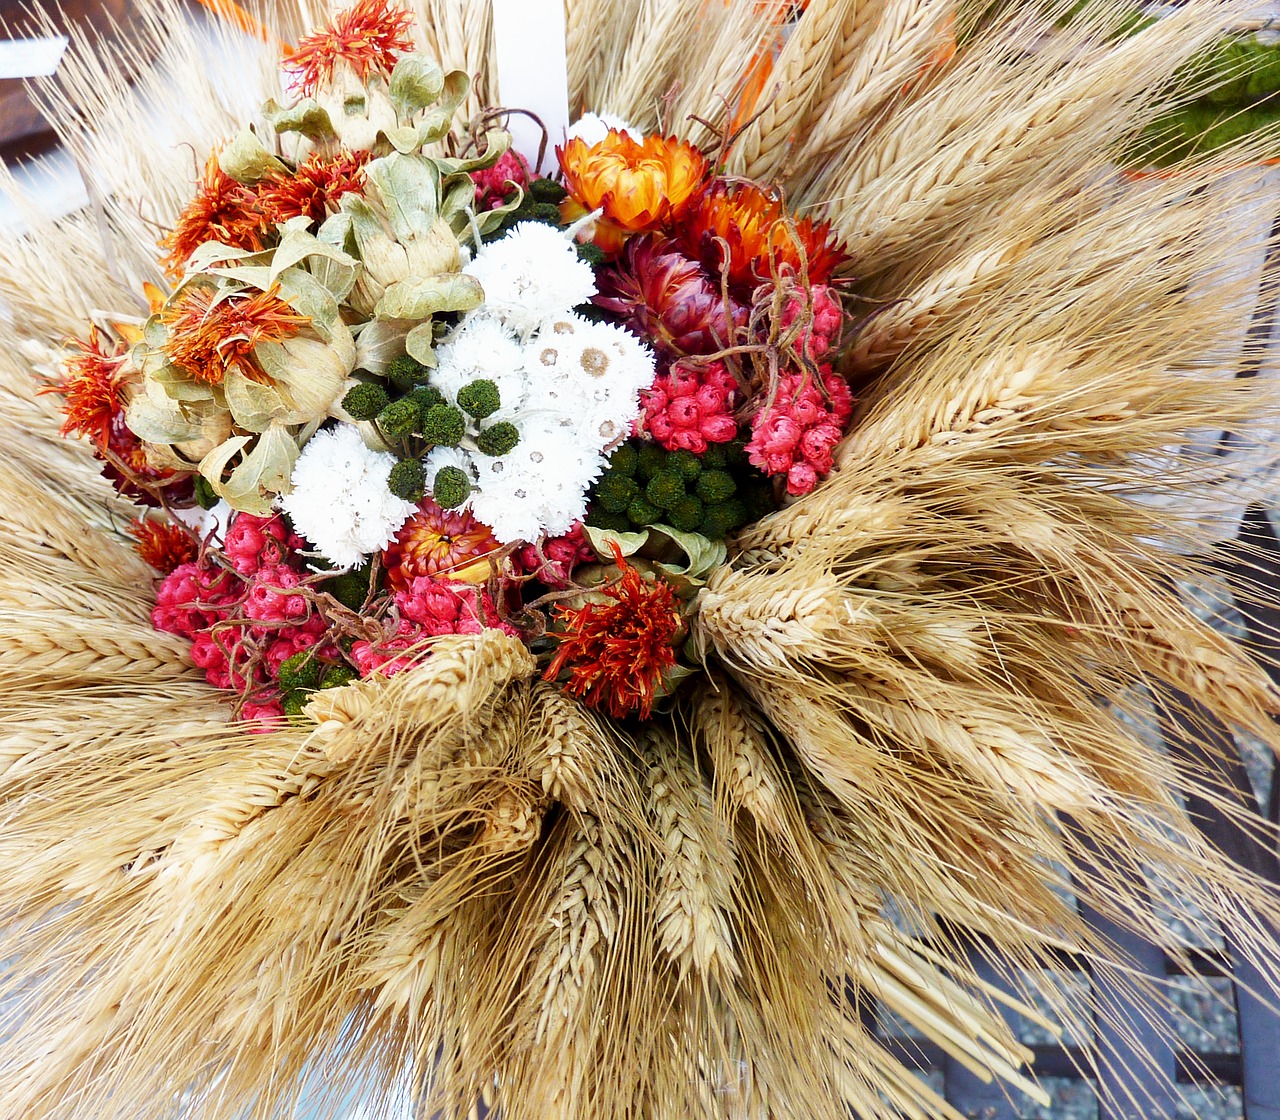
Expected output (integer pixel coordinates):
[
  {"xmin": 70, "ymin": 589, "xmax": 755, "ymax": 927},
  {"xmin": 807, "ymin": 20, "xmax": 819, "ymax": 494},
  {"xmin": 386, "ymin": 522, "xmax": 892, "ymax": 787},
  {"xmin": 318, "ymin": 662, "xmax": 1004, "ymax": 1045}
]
[{"xmin": 1, "ymin": 0, "xmax": 1280, "ymax": 1116}]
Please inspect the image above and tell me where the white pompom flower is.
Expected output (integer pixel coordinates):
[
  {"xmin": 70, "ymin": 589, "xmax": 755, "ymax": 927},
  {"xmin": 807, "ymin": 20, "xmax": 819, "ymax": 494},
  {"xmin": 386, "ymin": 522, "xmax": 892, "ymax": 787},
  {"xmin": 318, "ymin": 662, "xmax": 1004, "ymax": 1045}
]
[
  {"xmin": 432, "ymin": 316, "xmax": 530, "ymax": 420},
  {"xmin": 469, "ymin": 418, "xmax": 603, "ymax": 543},
  {"xmin": 280, "ymin": 424, "xmax": 416, "ymax": 569},
  {"xmin": 462, "ymin": 222, "xmax": 597, "ymax": 337}
]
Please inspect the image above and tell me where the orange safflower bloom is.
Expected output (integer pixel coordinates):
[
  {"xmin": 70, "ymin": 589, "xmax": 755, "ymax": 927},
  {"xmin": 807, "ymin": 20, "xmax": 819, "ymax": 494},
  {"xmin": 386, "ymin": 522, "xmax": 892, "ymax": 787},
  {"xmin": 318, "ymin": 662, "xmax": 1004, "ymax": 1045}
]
[
  {"xmin": 558, "ymin": 131, "xmax": 709, "ymax": 253},
  {"xmin": 163, "ymin": 284, "xmax": 310, "ymax": 387},
  {"xmin": 284, "ymin": 0, "xmax": 414, "ymax": 97},
  {"xmin": 382, "ymin": 499, "xmax": 501, "ymax": 590},
  {"xmin": 543, "ymin": 545, "xmax": 682, "ymax": 720},
  {"xmin": 161, "ymin": 151, "xmax": 271, "ymax": 278},
  {"xmin": 682, "ymin": 179, "xmax": 845, "ymax": 291},
  {"xmin": 42, "ymin": 327, "xmax": 131, "ymax": 448},
  {"xmin": 257, "ymin": 150, "xmax": 369, "ymax": 227},
  {"xmin": 129, "ymin": 517, "xmax": 200, "ymax": 574}
]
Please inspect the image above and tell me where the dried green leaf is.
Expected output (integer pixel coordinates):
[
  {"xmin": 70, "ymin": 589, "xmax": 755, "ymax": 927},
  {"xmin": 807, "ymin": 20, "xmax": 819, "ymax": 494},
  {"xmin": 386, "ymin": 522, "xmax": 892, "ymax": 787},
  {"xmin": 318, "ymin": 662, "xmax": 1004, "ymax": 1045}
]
[
  {"xmin": 218, "ymin": 128, "xmax": 288, "ymax": 184},
  {"xmin": 389, "ymin": 55, "xmax": 445, "ymax": 116},
  {"xmin": 374, "ymin": 273, "xmax": 482, "ymax": 321}
]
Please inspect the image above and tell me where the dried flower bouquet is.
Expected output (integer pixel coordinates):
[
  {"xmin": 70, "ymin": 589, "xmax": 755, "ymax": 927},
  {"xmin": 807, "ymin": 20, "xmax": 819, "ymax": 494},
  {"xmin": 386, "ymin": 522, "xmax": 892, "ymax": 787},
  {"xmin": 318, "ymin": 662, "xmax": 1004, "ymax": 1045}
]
[{"xmin": 1, "ymin": 1, "xmax": 1280, "ymax": 1118}]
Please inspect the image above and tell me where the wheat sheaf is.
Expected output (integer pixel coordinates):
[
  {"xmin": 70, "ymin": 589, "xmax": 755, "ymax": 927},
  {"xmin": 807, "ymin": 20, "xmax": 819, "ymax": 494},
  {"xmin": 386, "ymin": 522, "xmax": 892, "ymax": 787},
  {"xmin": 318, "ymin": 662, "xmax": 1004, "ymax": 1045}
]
[{"xmin": 2, "ymin": 1, "xmax": 1280, "ymax": 1118}]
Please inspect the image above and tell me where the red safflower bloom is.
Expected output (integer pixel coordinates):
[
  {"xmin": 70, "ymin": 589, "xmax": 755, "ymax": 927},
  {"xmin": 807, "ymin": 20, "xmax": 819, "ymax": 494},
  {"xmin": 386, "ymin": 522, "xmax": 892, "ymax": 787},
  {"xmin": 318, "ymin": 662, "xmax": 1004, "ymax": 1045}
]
[
  {"xmin": 544, "ymin": 547, "xmax": 683, "ymax": 720},
  {"xmin": 682, "ymin": 179, "xmax": 846, "ymax": 292},
  {"xmin": 558, "ymin": 131, "xmax": 709, "ymax": 253},
  {"xmin": 595, "ymin": 234, "xmax": 747, "ymax": 356},
  {"xmin": 161, "ymin": 151, "xmax": 270, "ymax": 278},
  {"xmin": 43, "ymin": 327, "xmax": 130, "ymax": 448},
  {"xmin": 162, "ymin": 284, "xmax": 310, "ymax": 386},
  {"xmin": 284, "ymin": 0, "xmax": 415, "ymax": 97},
  {"xmin": 382, "ymin": 498, "xmax": 502, "ymax": 590},
  {"xmin": 257, "ymin": 150, "xmax": 369, "ymax": 227},
  {"xmin": 129, "ymin": 517, "xmax": 200, "ymax": 574}
]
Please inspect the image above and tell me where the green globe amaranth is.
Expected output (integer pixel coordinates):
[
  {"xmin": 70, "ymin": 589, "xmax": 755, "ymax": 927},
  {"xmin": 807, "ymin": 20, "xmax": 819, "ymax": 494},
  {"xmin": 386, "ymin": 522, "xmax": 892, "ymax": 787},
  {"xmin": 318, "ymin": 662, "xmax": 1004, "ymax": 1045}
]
[
  {"xmin": 326, "ymin": 565, "xmax": 375, "ymax": 611},
  {"xmin": 422, "ymin": 403, "xmax": 466, "ymax": 446},
  {"xmin": 319, "ymin": 664, "xmax": 358, "ymax": 689},
  {"xmin": 456, "ymin": 379, "xmax": 501, "ymax": 419},
  {"xmin": 433, "ymin": 465, "xmax": 472, "ymax": 509},
  {"xmin": 636, "ymin": 443, "xmax": 667, "ymax": 481},
  {"xmin": 644, "ymin": 470, "xmax": 686, "ymax": 510},
  {"xmin": 406, "ymin": 384, "xmax": 445, "ymax": 414},
  {"xmin": 585, "ymin": 508, "xmax": 631, "ymax": 533},
  {"xmin": 667, "ymin": 448, "xmax": 701, "ymax": 482},
  {"xmin": 342, "ymin": 382, "xmax": 391, "ymax": 421},
  {"xmin": 282, "ymin": 690, "xmax": 312, "ymax": 718},
  {"xmin": 695, "ymin": 470, "xmax": 737, "ymax": 504},
  {"xmin": 593, "ymin": 471, "xmax": 639, "ymax": 513},
  {"xmin": 700, "ymin": 499, "xmax": 748, "ymax": 540},
  {"xmin": 378, "ymin": 397, "xmax": 420, "ymax": 439},
  {"xmin": 388, "ymin": 458, "xmax": 427, "ymax": 502},
  {"xmin": 384, "ymin": 354, "xmax": 428, "ymax": 391},
  {"xmin": 667, "ymin": 494, "xmax": 704, "ymax": 533},
  {"xmin": 276, "ymin": 650, "xmax": 321, "ymax": 693},
  {"xmin": 626, "ymin": 496, "xmax": 662, "ymax": 526},
  {"xmin": 608, "ymin": 442, "xmax": 640, "ymax": 477},
  {"xmin": 474, "ymin": 421, "xmax": 520, "ymax": 456}
]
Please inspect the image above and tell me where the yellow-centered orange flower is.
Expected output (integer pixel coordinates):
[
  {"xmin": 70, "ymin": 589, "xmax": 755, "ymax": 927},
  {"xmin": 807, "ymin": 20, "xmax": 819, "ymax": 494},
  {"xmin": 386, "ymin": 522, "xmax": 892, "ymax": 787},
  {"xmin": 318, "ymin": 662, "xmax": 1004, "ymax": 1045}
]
[{"xmin": 558, "ymin": 131, "xmax": 709, "ymax": 253}]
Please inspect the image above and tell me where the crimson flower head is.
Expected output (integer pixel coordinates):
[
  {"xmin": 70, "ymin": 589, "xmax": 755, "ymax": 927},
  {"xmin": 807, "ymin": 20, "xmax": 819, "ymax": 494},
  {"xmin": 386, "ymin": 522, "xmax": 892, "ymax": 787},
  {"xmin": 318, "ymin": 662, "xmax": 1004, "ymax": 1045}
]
[
  {"xmin": 284, "ymin": 0, "xmax": 415, "ymax": 97},
  {"xmin": 44, "ymin": 327, "xmax": 131, "ymax": 448},
  {"xmin": 594, "ymin": 234, "xmax": 747, "ymax": 357},
  {"xmin": 382, "ymin": 498, "xmax": 502, "ymax": 590},
  {"xmin": 544, "ymin": 546, "xmax": 683, "ymax": 720}
]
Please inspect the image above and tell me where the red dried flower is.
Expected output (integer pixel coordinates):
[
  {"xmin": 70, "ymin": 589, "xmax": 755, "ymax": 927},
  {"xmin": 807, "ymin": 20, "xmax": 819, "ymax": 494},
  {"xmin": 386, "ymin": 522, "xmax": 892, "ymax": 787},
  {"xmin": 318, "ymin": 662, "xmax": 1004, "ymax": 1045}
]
[
  {"xmin": 257, "ymin": 150, "xmax": 369, "ymax": 227},
  {"xmin": 161, "ymin": 151, "xmax": 270, "ymax": 278},
  {"xmin": 544, "ymin": 547, "xmax": 682, "ymax": 720},
  {"xmin": 129, "ymin": 517, "xmax": 200, "ymax": 574},
  {"xmin": 162, "ymin": 283, "xmax": 310, "ymax": 386},
  {"xmin": 43, "ymin": 327, "xmax": 130, "ymax": 448},
  {"xmin": 383, "ymin": 498, "xmax": 501, "ymax": 590},
  {"xmin": 682, "ymin": 180, "xmax": 846, "ymax": 292},
  {"xmin": 594, "ymin": 235, "xmax": 747, "ymax": 356},
  {"xmin": 284, "ymin": 0, "xmax": 415, "ymax": 97}
]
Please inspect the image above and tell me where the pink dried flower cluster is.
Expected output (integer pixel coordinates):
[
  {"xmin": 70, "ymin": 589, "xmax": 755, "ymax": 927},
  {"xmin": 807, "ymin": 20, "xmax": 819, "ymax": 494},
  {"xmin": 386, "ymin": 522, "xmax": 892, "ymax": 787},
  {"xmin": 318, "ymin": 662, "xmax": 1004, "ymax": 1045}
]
[
  {"xmin": 639, "ymin": 360, "xmax": 740, "ymax": 453},
  {"xmin": 153, "ymin": 514, "xmax": 327, "ymax": 727},
  {"xmin": 516, "ymin": 523, "xmax": 595, "ymax": 589},
  {"xmin": 470, "ymin": 150, "xmax": 530, "ymax": 210},
  {"xmin": 746, "ymin": 367, "xmax": 853, "ymax": 496},
  {"xmin": 351, "ymin": 577, "xmax": 517, "ymax": 676},
  {"xmin": 780, "ymin": 284, "xmax": 843, "ymax": 359}
]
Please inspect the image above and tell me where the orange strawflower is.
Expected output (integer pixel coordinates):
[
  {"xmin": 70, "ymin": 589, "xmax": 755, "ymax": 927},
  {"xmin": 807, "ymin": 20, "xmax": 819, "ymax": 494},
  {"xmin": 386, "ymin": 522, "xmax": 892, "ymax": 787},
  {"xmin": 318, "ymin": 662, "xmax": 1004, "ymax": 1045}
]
[
  {"xmin": 43, "ymin": 327, "xmax": 131, "ymax": 448},
  {"xmin": 162, "ymin": 284, "xmax": 310, "ymax": 387},
  {"xmin": 543, "ymin": 546, "xmax": 682, "ymax": 720},
  {"xmin": 284, "ymin": 0, "xmax": 414, "ymax": 97},
  {"xmin": 682, "ymin": 179, "xmax": 845, "ymax": 292},
  {"xmin": 558, "ymin": 131, "xmax": 709, "ymax": 253},
  {"xmin": 129, "ymin": 517, "xmax": 200, "ymax": 574},
  {"xmin": 382, "ymin": 499, "xmax": 501, "ymax": 590},
  {"xmin": 161, "ymin": 151, "xmax": 270, "ymax": 278},
  {"xmin": 257, "ymin": 150, "xmax": 369, "ymax": 227}
]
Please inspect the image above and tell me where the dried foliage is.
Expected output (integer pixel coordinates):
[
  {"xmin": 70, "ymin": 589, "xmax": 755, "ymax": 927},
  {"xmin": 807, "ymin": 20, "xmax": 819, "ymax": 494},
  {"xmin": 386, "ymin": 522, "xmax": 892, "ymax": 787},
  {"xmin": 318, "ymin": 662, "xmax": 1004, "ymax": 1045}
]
[{"xmin": 2, "ymin": 1, "xmax": 1280, "ymax": 1118}]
